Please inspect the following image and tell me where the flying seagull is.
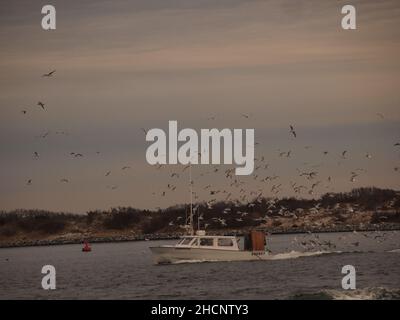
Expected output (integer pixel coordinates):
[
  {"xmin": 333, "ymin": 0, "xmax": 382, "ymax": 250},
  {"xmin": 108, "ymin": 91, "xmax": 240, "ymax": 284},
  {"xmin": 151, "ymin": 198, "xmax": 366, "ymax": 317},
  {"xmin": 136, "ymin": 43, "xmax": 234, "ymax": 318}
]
[
  {"xmin": 350, "ymin": 173, "xmax": 358, "ymax": 182},
  {"xmin": 36, "ymin": 131, "xmax": 50, "ymax": 139},
  {"xmin": 289, "ymin": 125, "xmax": 297, "ymax": 138},
  {"xmin": 37, "ymin": 102, "xmax": 45, "ymax": 110},
  {"xmin": 42, "ymin": 70, "xmax": 56, "ymax": 77}
]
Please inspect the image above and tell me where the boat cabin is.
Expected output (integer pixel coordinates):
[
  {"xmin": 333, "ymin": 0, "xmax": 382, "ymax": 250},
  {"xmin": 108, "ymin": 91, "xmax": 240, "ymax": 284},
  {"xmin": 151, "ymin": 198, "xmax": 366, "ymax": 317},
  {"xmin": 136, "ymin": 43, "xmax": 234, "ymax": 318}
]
[{"xmin": 176, "ymin": 235, "xmax": 240, "ymax": 251}]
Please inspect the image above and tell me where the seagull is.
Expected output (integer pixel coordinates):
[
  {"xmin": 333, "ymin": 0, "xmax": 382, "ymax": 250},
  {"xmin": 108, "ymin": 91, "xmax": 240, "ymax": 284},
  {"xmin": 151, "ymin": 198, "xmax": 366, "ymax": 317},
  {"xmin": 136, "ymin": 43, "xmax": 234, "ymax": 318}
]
[
  {"xmin": 218, "ymin": 218, "xmax": 227, "ymax": 226},
  {"xmin": 42, "ymin": 70, "xmax": 56, "ymax": 77},
  {"xmin": 105, "ymin": 171, "xmax": 111, "ymax": 176},
  {"xmin": 21, "ymin": 110, "xmax": 27, "ymax": 114},
  {"xmin": 60, "ymin": 178, "xmax": 69, "ymax": 183},
  {"xmin": 241, "ymin": 114, "xmax": 249, "ymax": 119},
  {"xmin": 26, "ymin": 179, "xmax": 32, "ymax": 185},
  {"xmin": 311, "ymin": 181, "xmax": 321, "ymax": 189},
  {"xmin": 299, "ymin": 171, "xmax": 318, "ymax": 180},
  {"xmin": 289, "ymin": 125, "xmax": 297, "ymax": 138},
  {"xmin": 341, "ymin": 150, "xmax": 347, "ymax": 159},
  {"xmin": 365, "ymin": 153, "xmax": 372, "ymax": 159},
  {"xmin": 350, "ymin": 173, "xmax": 358, "ymax": 182},
  {"xmin": 39, "ymin": 131, "xmax": 50, "ymax": 139},
  {"xmin": 394, "ymin": 143, "xmax": 400, "ymax": 147},
  {"xmin": 34, "ymin": 152, "xmax": 39, "ymax": 158},
  {"xmin": 37, "ymin": 102, "xmax": 45, "ymax": 110},
  {"xmin": 121, "ymin": 166, "xmax": 131, "ymax": 170}
]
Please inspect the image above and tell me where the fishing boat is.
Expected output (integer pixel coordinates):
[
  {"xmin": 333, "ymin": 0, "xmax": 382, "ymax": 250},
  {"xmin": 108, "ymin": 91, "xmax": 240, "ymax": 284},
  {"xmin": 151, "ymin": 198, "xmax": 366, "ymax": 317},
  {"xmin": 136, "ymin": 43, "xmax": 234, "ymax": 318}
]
[
  {"xmin": 150, "ymin": 230, "xmax": 269, "ymax": 264},
  {"xmin": 149, "ymin": 164, "xmax": 269, "ymax": 264}
]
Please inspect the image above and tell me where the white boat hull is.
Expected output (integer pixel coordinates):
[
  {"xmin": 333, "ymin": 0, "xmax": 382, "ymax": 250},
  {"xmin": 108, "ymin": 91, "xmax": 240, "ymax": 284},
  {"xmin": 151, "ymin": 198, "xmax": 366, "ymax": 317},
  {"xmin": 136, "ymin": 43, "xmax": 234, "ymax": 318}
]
[{"xmin": 150, "ymin": 246, "xmax": 268, "ymax": 264}]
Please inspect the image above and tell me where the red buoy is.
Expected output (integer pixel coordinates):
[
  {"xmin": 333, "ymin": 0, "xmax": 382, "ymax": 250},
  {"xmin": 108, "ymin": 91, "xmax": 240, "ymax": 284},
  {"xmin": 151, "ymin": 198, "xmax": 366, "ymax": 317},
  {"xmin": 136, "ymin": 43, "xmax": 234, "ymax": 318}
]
[{"xmin": 82, "ymin": 241, "xmax": 91, "ymax": 252}]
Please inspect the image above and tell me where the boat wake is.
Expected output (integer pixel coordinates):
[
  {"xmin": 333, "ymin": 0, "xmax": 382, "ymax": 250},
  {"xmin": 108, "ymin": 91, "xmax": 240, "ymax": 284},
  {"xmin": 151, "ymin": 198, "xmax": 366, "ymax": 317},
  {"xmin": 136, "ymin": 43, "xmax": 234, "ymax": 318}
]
[
  {"xmin": 171, "ymin": 259, "xmax": 217, "ymax": 264},
  {"xmin": 169, "ymin": 250, "xmax": 340, "ymax": 264},
  {"xmin": 291, "ymin": 287, "xmax": 400, "ymax": 300},
  {"xmin": 265, "ymin": 250, "xmax": 339, "ymax": 261}
]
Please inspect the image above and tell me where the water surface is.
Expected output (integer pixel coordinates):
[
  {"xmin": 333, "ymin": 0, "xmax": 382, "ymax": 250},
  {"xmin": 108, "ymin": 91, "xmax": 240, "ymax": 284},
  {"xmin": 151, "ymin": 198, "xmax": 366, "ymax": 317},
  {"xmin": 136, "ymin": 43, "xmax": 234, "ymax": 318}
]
[{"xmin": 1, "ymin": 231, "xmax": 399, "ymax": 299}]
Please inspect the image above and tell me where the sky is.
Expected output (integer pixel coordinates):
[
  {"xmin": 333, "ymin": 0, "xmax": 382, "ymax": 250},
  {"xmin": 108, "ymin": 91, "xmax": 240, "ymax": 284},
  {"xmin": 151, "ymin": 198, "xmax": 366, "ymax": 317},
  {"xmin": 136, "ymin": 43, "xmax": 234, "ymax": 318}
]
[{"xmin": 0, "ymin": 0, "xmax": 399, "ymax": 213}]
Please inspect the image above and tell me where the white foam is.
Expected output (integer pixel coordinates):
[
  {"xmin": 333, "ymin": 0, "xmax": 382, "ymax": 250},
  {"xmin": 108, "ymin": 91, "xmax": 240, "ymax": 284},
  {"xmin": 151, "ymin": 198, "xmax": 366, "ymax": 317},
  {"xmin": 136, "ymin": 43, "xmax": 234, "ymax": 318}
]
[
  {"xmin": 324, "ymin": 287, "xmax": 400, "ymax": 300},
  {"xmin": 172, "ymin": 259, "xmax": 219, "ymax": 264},
  {"xmin": 265, "ymin": 250, "xmax": 337, "ymax": 261},
  {"xmin": 169, "ymin": 250, "xmax": 339, "ymax": 264}
]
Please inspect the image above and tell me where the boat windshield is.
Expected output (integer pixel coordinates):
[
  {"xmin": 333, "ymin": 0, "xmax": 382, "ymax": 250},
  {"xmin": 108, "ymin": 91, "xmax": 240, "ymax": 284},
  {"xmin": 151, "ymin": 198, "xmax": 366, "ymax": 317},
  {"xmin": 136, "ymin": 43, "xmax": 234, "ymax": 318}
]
[
  {"xmin": 199, "ymin": 238, "xmax": 214, "ymax": 246},
  {"xmin": 218, "ymin": 238, "xmax": 234, "ymax": 246},
  {"xmin": 178, "ymin": 237, "xmax": 193, "ymax": 245}
]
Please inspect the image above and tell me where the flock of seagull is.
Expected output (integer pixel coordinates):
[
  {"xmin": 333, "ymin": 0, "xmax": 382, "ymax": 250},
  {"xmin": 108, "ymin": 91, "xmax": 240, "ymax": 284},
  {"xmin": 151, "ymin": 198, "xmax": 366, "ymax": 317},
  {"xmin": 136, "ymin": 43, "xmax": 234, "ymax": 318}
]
[
  {"xmin": 145, "ymin": 121, "xmax": 399, "ymax": 207},
  {"xmin": 20, "ymin": 69, "xmax": 400, "ymax": 212},
  {"xmin": 286, "ymin": 229, "xmax": 398, "ymax": 251}
]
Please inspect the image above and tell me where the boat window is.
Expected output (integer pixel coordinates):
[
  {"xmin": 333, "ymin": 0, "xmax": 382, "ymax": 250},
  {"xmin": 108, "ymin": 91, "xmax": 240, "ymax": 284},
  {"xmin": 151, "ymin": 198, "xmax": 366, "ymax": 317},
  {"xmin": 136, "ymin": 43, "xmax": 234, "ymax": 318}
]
[
  {"xmin": 218, "ymin": 238, "xmax": 234, "ymax": 247},
  {"xmin": 199, "ymin": 238, "xmax": 214, "ymax": 246},
  {"xmin": 180, "ymin": 237, "xmax": 193, "ymax": 245}
]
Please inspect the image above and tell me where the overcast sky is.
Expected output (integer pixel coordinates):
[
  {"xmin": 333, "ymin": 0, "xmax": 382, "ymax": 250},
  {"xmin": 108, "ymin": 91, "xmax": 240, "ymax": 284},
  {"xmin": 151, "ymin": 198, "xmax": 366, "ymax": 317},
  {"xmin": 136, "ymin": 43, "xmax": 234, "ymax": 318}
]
[{"xmin": 0, "ymin": 0, "xmax": 399, "ymax": 213}]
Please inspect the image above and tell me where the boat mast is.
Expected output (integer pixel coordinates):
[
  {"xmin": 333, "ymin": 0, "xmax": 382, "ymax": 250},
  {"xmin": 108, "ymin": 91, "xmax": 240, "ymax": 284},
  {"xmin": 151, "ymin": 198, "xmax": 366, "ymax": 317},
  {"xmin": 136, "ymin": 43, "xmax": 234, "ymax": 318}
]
[{"xmin": 189, "ymin": 162, "xmax": 194, "ymax": 235}]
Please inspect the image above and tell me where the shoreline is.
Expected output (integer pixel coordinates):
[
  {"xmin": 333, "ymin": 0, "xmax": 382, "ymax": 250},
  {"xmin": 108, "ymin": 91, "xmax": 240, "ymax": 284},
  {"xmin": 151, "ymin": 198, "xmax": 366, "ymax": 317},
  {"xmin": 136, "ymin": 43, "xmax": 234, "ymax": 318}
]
[{"xmin": 1, "ymin": 223, "xmax": 399, "ymax": 249}]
